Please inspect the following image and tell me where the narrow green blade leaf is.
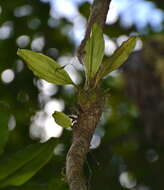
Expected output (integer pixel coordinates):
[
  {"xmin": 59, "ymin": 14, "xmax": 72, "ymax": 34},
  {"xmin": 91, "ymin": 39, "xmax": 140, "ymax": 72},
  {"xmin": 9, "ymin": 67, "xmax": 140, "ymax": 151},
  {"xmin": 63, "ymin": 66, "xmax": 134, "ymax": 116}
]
[
  {"xmin": 0, "ymin": 139, "xmax": 55, "ymax": 188},
  {"xmin": 84, "ymin": 24, "xmax": 104, "ymax": 81},
  {"xmin": 0, "ymin": 105, "xmax": 9, "ymax": 155},
  {"xmin": 0, "ymin": 138, "xmax": 56, "ymax": 187},
  {"xmin": 96, "ymin": 36, "xmax": 137, "ymax": 82},
  {"xmin": 17, "ymin": 49, "xmax": 74, "ymax": 85},
  {"xmin": 53, "ymin": 111, "xmax": 72, "ymax": 128}
]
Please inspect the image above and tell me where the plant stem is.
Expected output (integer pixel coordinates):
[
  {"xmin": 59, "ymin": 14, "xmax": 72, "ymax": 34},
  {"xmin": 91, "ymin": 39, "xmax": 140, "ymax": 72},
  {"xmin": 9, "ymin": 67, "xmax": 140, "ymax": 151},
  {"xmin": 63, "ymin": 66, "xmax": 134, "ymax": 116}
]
[
  {"xmin": 66, "ymin": 89, "xmax": 104, "ymax": 190},
  {"xmin": 66, "ymin": 0, "xmax": 111, "ymax": 189}
]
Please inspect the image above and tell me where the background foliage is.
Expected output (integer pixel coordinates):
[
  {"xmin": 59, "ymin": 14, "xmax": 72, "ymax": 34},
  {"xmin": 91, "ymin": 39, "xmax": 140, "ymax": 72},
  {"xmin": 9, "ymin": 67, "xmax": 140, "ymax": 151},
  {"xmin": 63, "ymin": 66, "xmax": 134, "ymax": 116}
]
[{"xmin": 0, "ymin": 0, "xmax": 164, "ymax": 189}]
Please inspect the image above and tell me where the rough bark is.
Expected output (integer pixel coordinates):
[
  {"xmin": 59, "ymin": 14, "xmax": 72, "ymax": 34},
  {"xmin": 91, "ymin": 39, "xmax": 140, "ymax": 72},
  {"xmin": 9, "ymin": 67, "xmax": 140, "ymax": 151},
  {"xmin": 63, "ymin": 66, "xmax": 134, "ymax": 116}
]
[
  {"xmin": 66, "ymin": 1, "xmax": 111, "ymax": 189},
  {"xmin": 66, "ymin": 89, "xmax": 105, "ymax": 190}
]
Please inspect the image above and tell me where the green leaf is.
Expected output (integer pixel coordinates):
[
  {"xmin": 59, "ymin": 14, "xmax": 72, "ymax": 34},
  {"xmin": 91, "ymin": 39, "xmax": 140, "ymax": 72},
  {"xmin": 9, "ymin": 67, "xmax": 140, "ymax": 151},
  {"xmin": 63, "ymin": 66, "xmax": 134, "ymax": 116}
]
[
  {"xmin": 0, "ymin": 104, "xmax": 9, "ymax": 155},
  {"xmin": 10, "ymin": 183, "xmax": 49, "ymax": 190},
  {"xmin": 53, "ymin": 111, "xmax": 72, "ymax": 128},
  {"xmin": 17, "ymin": 49, "xmax": 75, "ymax": 86},
  {"xmin": 0, "ymin": 138, "xmax": 56, "ymax": 188},
  {"xmin": 96, "ymin": 36, "xmax": 137, "ymax": 83},
  {"xmin": 84, "ymin": 24, "xmax": 104, "ymax": 82}
]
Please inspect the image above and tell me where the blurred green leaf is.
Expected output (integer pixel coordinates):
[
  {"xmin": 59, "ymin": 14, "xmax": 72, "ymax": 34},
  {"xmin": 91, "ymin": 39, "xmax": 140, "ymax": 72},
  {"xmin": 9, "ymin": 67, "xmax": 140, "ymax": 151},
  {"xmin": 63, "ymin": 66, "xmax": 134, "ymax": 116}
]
[
  {"xmin": 0, "ymin": 138, "xmax": 56, "ymax": 188},
  {"xmin": 10, "ymin": 183, "xmax": 49, "ymax": 190},
  {"xmin": 78, "ymin": 2, "xmax": 90, "ymax": 18},
  {"xmin": 17, "ymin": 49, "xmax": 75, "ymax": 86},
  {"xmin": 84, "ymin": 24, "xmax": 104, "ymax": 82},
  {"xmin": 53, "ymin": 111, "xmax": 72, "ymax": 128},
  {"xmin": 96, "ymin": 36, "xmax": 137, "ymax": 83},
  {"xmin": 0, "ymin": 105, "xmax": 9, "ymax": 155}
]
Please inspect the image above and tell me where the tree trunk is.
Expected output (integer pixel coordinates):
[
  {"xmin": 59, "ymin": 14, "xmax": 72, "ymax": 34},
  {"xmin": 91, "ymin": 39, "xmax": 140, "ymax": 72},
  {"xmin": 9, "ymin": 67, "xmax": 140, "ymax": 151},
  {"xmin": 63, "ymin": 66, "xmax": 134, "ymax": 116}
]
[{"xmin": 122, "ymin": 35, "xmax": 164, "ymax": 144}]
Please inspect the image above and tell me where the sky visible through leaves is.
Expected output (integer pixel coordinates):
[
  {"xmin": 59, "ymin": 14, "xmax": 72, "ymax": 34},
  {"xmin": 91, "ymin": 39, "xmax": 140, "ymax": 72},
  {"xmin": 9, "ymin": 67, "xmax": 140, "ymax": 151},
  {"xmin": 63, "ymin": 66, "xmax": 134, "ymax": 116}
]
[
  {"xmin": 0, "ymin": 0, "xmax": 163, "ymax": 140},
  {"xmin": 0, "ymin": 0, "xmax": 164, "ymax": 189}
]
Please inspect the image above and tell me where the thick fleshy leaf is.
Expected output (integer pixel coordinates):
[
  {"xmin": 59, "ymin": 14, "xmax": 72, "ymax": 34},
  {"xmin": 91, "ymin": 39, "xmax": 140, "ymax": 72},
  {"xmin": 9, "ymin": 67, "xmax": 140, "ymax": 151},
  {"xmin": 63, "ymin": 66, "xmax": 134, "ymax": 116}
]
[
  {"xmin": 0, "ymin": 138, "xmax": 56, "ymax": 188},
  {"xmin": 53, "ymin": 111, "xmax": 72, "ymax": 128},
  {"xmin": 96, "ymin": 36, "xmax": 137, "ymax": 83},
  {"xmin": 0, "ymin": 105, "xmax": 9, "ymax": 155},
  {"xmin": 17, "ymin": 49, "xmax": 74, "ymax": 85},
  {"xmin": 84, "ymin": 24, "xmax": 104, "ymax": 81}
]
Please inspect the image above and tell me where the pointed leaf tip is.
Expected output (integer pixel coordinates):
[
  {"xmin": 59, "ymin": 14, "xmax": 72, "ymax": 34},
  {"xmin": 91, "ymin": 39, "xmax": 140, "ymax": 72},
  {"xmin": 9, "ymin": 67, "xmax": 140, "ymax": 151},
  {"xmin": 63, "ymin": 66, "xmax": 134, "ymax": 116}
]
[
  {"xmin": 84, "ymin": 23, "xmax": 104, "ymax": 82},
  {"xmin": 17, "ymin": 49, "xmax": 75, "ymax": 86},
  {"xmin": 96, "ymin": 36, "xmax": 137, "ymax": 83}
]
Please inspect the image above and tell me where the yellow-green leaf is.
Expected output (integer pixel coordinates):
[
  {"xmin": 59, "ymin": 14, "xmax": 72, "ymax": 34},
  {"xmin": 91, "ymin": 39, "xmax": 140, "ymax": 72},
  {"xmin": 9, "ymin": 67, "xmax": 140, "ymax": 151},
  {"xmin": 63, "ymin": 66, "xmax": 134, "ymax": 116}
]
[
  {"xmin": 17, "ymin": 49, "xmax": 74, "ymax": 85},
  {"xmin": 84, "ymin": 24, "xmax": 104, "ymax": 82},
  {"xmin": 0, "ymin": 138, "xmax": 56, "ymax": 188},
  {"xmin": 96, "ymin": 36, "xmax": 137, "ymax": 83},
  {"xmin": 53, "ymin": 111, "xmax": 72, "ymax": 128}
]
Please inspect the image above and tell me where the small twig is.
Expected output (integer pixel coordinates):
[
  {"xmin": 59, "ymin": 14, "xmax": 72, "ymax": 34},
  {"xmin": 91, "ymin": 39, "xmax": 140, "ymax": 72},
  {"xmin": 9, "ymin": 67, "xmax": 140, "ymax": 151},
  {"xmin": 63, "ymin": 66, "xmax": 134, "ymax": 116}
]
[{"xmin": 77, "ymin": 0, "xmax": 111, "ymax": 64}]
